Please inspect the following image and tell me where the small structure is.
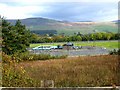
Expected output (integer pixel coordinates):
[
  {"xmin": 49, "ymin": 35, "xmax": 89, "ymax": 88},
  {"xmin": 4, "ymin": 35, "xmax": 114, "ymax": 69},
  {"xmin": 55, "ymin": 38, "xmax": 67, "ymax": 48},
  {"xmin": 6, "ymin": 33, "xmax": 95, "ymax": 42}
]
[{"xmin": 63, "ymin": 42, "xmax": 74, "ymax": 50}]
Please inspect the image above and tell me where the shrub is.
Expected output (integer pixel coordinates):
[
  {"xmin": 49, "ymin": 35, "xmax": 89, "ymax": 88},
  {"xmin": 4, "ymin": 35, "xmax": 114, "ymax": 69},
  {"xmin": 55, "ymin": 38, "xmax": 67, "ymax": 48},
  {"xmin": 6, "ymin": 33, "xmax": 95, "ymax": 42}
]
[
  {"xmin": 2, "ymin": 60, "xmax": 39, "ymax": 87},
  {"xmin": 11, "ymin": 51, "xmax": 67, "ymax": 62},
  {"xmin": 109, "ymin": 49, "xmax": 120, "ymax": 55},
  {"xmin": 2, "ymin": 52, "xmax": 12, "ymax": 63},
  {"xmin": 52, "ymin": 55, "xmax": 68, "ymax": 59}
]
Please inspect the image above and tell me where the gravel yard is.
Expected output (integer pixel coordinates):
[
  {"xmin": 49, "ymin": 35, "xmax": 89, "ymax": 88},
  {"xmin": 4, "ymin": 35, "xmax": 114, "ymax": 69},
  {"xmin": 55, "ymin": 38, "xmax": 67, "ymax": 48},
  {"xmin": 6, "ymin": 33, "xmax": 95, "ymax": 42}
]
[{"xmin": 31, "ymin": 46, "xmax": 110, "ymax": 56}]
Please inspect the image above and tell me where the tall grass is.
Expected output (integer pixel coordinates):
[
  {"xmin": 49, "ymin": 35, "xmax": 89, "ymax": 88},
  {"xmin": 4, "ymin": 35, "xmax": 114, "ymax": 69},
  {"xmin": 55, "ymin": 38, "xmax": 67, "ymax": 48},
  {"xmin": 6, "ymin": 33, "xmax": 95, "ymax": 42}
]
[
  {"xmin": 2, "ymin": 52, "xmax": 67, "ymax": 87},
  {"xmin": 2, "ymin": 55, "xmax": 119, "ymax": 87}
]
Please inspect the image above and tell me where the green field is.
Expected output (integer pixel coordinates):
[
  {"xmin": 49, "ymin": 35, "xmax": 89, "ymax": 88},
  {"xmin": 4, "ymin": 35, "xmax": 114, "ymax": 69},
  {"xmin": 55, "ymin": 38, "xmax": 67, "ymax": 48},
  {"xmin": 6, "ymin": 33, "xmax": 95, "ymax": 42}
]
[
  {"xmin": 30, "ymin": 40, "xmax": 119, "ymax": 49},
  {"xmin": 29, "ymin": 23, "xmax": 118, "ymax": 35}
]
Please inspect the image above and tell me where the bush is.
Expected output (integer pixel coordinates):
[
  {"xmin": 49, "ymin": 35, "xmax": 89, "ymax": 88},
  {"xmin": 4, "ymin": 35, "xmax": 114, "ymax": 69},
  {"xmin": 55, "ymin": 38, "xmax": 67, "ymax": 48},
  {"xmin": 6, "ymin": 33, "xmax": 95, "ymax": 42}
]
[
  {"xmin": 2, "ymin": 62, "xmax": 39, "ymax": 87},
  {"xmin": 11, "ymin": 52, "xmax": 67, "ymax": 62},
  {"xmin": 109, "ymin": 49, "xmax": 120, "ymax": 55},
  {"xmin": 2, "ymin": 53, "xmax": 39, "ymax": 87},
  {"xmin": 52, "ymin": 55, "xmax": 68, "ymax": 59},
  {"xmin": 32, "ymin": 54, "xmax": 52, "ymax": 60},
  {"xmin": 2, "ymin": 52, "xmax": 12, "ymax": 63}
]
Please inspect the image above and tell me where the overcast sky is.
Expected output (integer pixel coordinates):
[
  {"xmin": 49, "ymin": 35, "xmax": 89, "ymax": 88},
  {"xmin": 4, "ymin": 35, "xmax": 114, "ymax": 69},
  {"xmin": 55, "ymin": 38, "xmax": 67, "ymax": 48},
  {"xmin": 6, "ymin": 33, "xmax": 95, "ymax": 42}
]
[{"xmin": 0, "ymin": 0, "xmax": 119, "ymax": 22}]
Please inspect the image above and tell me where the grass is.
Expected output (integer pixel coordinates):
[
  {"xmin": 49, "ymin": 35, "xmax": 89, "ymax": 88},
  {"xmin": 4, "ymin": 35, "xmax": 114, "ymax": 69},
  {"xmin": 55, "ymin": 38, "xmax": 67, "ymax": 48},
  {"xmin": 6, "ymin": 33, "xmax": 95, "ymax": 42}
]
[
  {"xmin": 3, "ymin": 55, "xmax": 120, "ymax": 87},
  {"xmin": 93, "ymin": 24, "xmax": 118, "ymax": 33},
  {"xmin": 30, "ymin": 40, "xmax": 119, "ymax": 49},
  {"xmin": 74, "ymin": 41, "xmax": 119, "ymax": 49}
]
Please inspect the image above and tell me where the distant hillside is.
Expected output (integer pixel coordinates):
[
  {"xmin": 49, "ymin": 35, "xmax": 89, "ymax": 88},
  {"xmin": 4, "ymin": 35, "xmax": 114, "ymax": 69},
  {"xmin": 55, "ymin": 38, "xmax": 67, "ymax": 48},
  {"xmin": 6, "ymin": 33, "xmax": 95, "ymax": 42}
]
[
  {"xmin": 7, "ymin": 17, "xmax": 61, "ymax": 26},
  {"xmin": 7, "ymin": 17, "xmax": 118, "ymax": 35},
  {"xmin": 112, "ymin": 20, "xmax": 120, "ymax": 24}
]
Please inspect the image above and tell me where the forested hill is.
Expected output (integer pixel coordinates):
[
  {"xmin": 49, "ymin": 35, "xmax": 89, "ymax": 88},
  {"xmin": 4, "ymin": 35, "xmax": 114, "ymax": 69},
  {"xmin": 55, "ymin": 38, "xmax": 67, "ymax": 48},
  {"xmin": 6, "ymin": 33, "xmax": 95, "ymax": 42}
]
[{"xmin": 7, "ymin": 17, "xmax": 118, "ymax": 35}]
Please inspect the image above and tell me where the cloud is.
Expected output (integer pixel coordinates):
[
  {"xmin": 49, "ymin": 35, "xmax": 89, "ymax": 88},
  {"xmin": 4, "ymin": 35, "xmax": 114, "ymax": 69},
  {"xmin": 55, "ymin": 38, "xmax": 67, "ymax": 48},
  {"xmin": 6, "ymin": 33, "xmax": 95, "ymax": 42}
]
[
  {"xmin": 33, "ymin": 2, "xmax": 117, "ymax": 21},
  {"xmin": 1, "ymin": 0, "xmax": 119, "ymax": 3},
  {"xmin": 0, "ymin": 3, "xmax": 50, "ymax": 19},
  {"xmin": 0, "ymin": 1, "xmax": 118, "ymax": 21}
]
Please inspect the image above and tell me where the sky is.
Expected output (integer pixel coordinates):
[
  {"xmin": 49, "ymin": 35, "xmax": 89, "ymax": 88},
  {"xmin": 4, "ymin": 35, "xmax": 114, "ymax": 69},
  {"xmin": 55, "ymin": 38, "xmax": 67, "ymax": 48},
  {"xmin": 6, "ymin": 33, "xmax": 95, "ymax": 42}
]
[{"xmin": 0, "ymin": 0, "xmax": 119, "ymax": 22}]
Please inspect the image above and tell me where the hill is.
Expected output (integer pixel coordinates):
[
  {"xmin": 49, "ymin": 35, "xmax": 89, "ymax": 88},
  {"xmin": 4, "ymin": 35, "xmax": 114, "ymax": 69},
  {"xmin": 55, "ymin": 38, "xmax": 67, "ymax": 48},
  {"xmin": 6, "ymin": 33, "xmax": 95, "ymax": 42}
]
[
  {"xmin": 7, "ymin": 17, "xmax": 62, "ymax": 26},
  {"xmin": 7, "ymin": 17, "xmax": 118, "ymax": 35}
]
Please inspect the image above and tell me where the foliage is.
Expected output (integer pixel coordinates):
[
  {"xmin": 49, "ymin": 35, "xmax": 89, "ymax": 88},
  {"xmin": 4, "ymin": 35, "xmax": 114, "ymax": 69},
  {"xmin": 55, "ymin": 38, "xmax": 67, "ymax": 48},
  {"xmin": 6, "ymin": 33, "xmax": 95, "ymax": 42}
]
[
  {"xmin": 2, "ymin": 19, "xmax": 31, "ymax": 55},
  {"xmin": 30, "ymin": 32, "xmax": 120, "ymax": 43},
  {"xmin": 2, "ymin": 52, "xmax": 39, "ymax": 87},
  {"xmin": 2, "ymin": 62, "xmax": 39, "ymax": 87},
  {"xmin": 2, "ymin": 52, "xmax": 12, "ymax": 63},
  {"xmin": 109, "ymin": 49, "xmax": 120, "ymax": 55},
  {"xmin": 2, "ymin": 52, "xmax": 67, "ymax": 62}
]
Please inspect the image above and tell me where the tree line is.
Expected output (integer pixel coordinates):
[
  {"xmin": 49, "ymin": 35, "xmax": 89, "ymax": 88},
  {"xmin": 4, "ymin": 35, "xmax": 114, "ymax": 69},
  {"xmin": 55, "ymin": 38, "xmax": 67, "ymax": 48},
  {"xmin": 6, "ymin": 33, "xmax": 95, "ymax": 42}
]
[{"xmin": 31, "ymin": 32, "xmax": 120, "ymax": 43}]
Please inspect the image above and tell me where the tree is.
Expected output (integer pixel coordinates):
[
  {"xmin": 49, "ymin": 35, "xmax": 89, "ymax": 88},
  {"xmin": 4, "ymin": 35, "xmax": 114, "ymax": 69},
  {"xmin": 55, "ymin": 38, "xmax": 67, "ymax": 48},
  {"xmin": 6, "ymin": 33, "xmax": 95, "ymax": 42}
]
[
  {"xmin": 106, "ymin": 33, "xmax": 112, "ymax": 40},
  {"xmin": 76, "ymin": 36, "xmax": 82, "ymax": 41},
  {"xmin": 2, "ymin": 19, "xmax": 31, "ymax": 55},
  {"xmin": 90, "ymin": 34, "xmax": 96, "ymax": 41},
  {"xmin": 2, "ymin": 19, "xmax": 12, "ymax": 54},
  {"xmin": 96, "ymin": 33, "xmax": 103, "ymax": 40}
]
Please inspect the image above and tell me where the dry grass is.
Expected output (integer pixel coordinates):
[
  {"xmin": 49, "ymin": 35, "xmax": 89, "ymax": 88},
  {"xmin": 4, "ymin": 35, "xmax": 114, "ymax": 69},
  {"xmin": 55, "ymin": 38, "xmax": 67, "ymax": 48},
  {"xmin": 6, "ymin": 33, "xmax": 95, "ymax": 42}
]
[{"xmin": 16, "ymin": 55, "xmax": 119, "ymax": 87}]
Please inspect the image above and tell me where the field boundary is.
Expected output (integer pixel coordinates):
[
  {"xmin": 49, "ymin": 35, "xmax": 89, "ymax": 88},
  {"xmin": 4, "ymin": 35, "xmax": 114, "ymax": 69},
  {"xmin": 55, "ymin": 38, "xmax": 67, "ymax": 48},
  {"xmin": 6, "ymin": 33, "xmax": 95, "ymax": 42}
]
[{"xmin": 1, "ymin": 87, "xmax": 120, "ymax": 90}]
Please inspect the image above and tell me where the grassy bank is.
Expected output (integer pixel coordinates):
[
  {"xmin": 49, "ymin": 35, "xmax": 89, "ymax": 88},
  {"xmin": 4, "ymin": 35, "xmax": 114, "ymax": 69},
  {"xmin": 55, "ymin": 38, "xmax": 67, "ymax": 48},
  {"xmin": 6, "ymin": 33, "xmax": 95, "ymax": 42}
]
[
  {"xmin": 3, "ymin": 55, "xmax": 120, "ymax": 87},
  {"xmin": 30, "ymin": 40, "xmax": 119, "ymax": 49}
]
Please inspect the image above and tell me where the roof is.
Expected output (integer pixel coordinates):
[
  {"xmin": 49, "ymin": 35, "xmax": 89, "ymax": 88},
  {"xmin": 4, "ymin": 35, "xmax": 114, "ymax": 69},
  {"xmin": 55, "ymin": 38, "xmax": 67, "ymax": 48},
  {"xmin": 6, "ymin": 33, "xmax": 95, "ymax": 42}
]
[{"xmin": 63, "ymin": 42, "xmax": 74, "ymax": 46}]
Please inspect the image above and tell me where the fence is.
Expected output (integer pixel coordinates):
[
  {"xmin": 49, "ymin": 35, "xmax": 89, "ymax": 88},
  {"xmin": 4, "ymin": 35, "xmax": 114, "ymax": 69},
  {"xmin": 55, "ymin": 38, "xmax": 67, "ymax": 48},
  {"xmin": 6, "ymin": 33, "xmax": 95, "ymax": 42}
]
[{"xmin": 1, "ymin": 87, "xmax": 120, "ymax": 90}]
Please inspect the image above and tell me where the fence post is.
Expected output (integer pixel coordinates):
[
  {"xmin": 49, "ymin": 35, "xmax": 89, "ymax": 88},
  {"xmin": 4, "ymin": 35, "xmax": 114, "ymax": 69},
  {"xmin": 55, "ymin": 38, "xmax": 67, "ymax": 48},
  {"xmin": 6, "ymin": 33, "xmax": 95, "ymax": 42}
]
[{"xmin": 41, "ymin": 80, "xmax": 54, "ymax": 87}]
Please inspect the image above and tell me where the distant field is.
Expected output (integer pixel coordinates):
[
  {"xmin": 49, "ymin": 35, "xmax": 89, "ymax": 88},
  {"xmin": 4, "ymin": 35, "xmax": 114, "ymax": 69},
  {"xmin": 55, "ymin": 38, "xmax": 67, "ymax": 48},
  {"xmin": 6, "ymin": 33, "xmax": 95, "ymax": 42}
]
[
  {"xmin": 29, "ymin": 22, "xmax": 118, "ymax": 35},
  {"xmin": 30, "ymin": 40, "xmax": 119, "ymax": 49},
  {"xmin": 15, "ymin": 55, "xmax": 119, "ymax": 87}
]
